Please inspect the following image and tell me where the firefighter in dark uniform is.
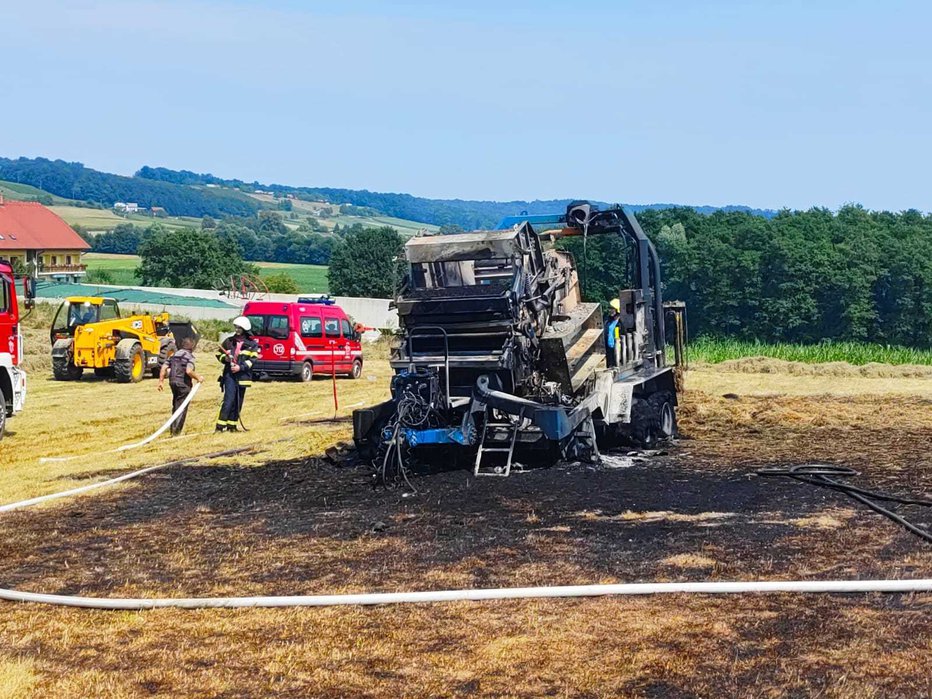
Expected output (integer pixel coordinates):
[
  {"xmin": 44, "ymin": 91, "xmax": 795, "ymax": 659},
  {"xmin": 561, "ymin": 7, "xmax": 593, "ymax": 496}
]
[{"xmin": 215, "ymin": 316, "xmax": 260, "ymax": 432}]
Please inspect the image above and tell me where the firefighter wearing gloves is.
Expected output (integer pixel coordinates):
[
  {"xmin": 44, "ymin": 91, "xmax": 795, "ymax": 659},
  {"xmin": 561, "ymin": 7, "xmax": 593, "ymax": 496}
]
[{"xmin": 215, "ymin": 316, "xmax": 260, "ymax": 432}]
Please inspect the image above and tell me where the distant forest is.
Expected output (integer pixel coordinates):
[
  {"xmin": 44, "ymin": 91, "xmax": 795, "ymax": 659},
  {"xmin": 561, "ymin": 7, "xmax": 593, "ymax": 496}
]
[
  {"xmin": 136, "ymin": 165, "xmax": 777, "ymax": 229},
  {"xmin": 0, "ymin": 156, "xmax": 774, "ymax": 228},
  {"xmin": 0, "ymin": 158, "xmax": 258, "ymax": 218},
  {"xmin": 89, "ymin": 205, "xmax": 932, "ymax": 349},
  {"xmin": 561, "ymin": 206, "xmax": 932, "ymax": 348}
]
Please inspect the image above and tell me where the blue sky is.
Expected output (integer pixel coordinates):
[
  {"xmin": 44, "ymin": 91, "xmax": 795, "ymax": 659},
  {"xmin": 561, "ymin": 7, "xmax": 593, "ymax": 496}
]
[{"xmin": 1, "ymin": 1, "xmax": 930, "ymax": 210}]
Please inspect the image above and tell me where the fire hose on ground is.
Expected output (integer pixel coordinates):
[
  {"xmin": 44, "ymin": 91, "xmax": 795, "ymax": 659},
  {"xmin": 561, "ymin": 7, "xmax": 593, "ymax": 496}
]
[
  {"xmin": 1, "ymin": 453, "xmax": 931, "ymax": 608},
  {"xmin": 39, "ymin": 382, "xmax": 202, "ymax": 463}
]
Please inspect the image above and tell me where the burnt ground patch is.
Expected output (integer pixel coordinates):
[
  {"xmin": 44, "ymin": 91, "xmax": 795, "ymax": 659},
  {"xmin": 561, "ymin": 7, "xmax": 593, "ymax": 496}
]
[{"xmin": 0, "ymin": 389, "xmax": 930, "ymax": 697}]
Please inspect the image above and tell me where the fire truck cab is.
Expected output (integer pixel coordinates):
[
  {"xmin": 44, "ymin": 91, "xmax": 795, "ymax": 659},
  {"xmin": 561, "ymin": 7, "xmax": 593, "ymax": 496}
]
[
  {"xmin": 0, "ymin": 261, "xmax": 27, "ymax": 439},
  {"xmin": 243, "ymin": 296, "xmax": 364, "ymax": 381}
]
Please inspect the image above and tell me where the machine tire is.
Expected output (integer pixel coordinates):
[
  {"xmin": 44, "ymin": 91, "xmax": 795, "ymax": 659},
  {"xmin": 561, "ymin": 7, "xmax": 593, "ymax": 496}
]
[
  {"xmin": 154, "ymin": 338, "xmax": 176, "ymax": 378},
  {"xmin": 114, "ymin": 342, "xmax": 145, "ymax": 383},
  {"xmin": 94, "ymin": 367, "xmax": 115, "ymax": 378},
  {"xmin": 52, "ymin": 356, "xmax": 84, "ymax": 381},
  {"xmin": 300, "ymin": 361, "xmax": 314, "ymax": 382},
  {"xmin": 348, "ymin": 359, "xmax": 363, "ymax": 380},
  {"xmin": 0, "ymin": 384, "xmax": 6, "ymax": 441},
  {"xmin": 629, "ymin": 396, "xmax": 659, "ymax": 448},
  {"xmin": 648, "ymin": 391, "xmax": 677, "ymax": 440}
]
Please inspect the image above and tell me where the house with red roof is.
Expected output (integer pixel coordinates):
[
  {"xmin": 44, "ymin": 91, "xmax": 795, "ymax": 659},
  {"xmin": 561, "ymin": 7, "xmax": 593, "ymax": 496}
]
[{"xmin": 0, "ymin": 196, "xmax": 90, "ymax": 282}]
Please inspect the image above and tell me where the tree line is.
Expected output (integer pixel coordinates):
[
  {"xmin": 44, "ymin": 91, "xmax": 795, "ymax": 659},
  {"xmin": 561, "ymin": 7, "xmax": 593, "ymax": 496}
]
[
  {"xmin": 89, "ymin": 213, "xmax": 336, "ymax": 266},
  {"xmin": 561, "ymin": 206, "xmax": 932, "ymax": 348},
  {"xmin": 136, "ymin": 165, "xmax": 777, "ymax": 229},
  {"xmin": 90, "ymin": 216, "xmax": 404, "ymax": 298},
  {"xmin": 87, "ymin": 203, "xmax": 932, "ymax": 348},
  {"xmin": 0, "ymin": 157, "xmax": 258, "ymax": 218}
]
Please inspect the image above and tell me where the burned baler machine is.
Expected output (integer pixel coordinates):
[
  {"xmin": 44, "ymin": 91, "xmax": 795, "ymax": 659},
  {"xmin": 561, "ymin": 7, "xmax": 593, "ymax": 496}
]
[{"xmin": 353, "ymin": 201, "xmax": 686, "ymax": 479}]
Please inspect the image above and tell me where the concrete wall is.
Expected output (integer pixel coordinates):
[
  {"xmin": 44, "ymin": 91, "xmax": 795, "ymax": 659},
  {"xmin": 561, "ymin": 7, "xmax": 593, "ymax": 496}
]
[{"xmin": 35, "ymin": 284, "xmax": 400, "ymax": 328}]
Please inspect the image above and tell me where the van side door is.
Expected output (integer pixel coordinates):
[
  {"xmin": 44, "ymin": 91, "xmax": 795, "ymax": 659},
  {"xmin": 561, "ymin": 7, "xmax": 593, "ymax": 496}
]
[
  {"xmin": 297, "ymin": 311, "xmax": 323, "ymax": 364},
  {"xmin": 322, "ymin": 310, "xmax": 346, "ymax": 373}
]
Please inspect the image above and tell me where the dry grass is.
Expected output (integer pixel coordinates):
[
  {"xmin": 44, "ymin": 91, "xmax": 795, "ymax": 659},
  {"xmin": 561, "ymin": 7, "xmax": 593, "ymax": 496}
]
[
  {"xmin": 689, "ymin": 362, "xmax": 932, "ymax": 397},
  {"xmin": 3, "ymin": 313, "xmax": 390, "ymax": 503},
  {"xmin": 1, "ymin": 342, "xmax": 931, "ymax": 696}
]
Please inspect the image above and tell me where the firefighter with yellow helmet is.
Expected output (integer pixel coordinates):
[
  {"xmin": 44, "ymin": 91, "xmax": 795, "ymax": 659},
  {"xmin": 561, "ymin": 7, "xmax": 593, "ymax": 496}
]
[{"xmin": 605, "ymin": 298, "xmax": 622, "ymax": 367}]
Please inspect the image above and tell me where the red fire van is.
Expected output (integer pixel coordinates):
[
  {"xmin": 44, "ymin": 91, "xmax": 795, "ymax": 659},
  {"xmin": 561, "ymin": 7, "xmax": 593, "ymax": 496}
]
[{"xmin": 243, "ymin": 296, "xmax": 363, "ymax": 381}]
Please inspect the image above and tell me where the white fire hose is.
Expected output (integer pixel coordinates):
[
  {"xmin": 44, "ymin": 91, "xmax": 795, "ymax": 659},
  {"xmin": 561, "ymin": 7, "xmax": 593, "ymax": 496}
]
[
  {"xmin": 39, "ymin": 382, "xmax": 201, "ymax": 463},
  {"xmin": 2, "ymin": 446, "xmax": 931, "ymax": 608}
]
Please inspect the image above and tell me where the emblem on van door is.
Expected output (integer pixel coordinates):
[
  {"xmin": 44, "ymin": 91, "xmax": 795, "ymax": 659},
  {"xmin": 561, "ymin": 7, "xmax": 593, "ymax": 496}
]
[{"xmin": 273, "ymin": 343, "xmax": 285, "ymax": 356}]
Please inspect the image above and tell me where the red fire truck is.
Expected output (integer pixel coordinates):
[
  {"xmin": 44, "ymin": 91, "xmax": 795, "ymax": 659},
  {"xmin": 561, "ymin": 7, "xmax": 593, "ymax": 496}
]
[
  {"xmin": 243, "ymin": 296, "xmax": 364, "ymax": 381},
  {"xmin": 0, "ymin": 261, "xmax": 27, "ymax": 439}
]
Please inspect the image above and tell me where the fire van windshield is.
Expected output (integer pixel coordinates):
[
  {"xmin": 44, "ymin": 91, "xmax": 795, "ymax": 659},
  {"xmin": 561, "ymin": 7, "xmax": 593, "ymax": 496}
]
[{"xmin": 245, "ymin": 314, "xmax": 290, "ymax": 339}]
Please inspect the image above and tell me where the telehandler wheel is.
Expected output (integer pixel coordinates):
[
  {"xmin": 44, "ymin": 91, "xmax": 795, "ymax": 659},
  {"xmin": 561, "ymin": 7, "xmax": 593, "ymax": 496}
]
[
  {"xmin": 156, "ymin": 338, "xmax": 176, "ymax": 378},
  {"xmin": 648, "ymin": 391, "xmax": 677, "ymax": 440},
  {"xmin": 52, "ymin": 356, "xmax": 84, "ymax": 381},
  {"xmin": 300, "ymin": 361, "xmax": 314, "ymax": 382},
  {"xmin": 114, "ymin": 342, "xmax": 146, "ymax": 383},
  {"xmin": 94, "ymin": 367, "xmax": 115, "ymax": 378},
  {"xmin": 630, "ymin": 396, "xmax": 659, "ymax": 447}
]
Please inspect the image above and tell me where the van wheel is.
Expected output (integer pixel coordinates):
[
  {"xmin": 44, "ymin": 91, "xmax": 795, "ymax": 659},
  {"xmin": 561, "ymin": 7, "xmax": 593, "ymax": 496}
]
[
  {"xmin": 300, "ymin": 362, "xmax": 314, "ymax": 382},
  {"xmin": 0, "ymin": 384, "xmax": 6, "ymax": 440},
  {"xmin": 349, "ymin": 359, "xmax": 362, "ymax": 380}
]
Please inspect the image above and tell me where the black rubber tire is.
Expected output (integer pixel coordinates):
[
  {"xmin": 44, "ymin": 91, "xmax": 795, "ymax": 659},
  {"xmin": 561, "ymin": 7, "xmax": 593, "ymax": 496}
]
[
  {"xmin": 648, "ymin": 391, "xmax": 677, "ymax": 440},
  {"xmin": 300, "ymin": 362, "xmax": 314, "ymax": 382},
  {"xmin": 0, "ymin": 383, "xmax": 6, "ymax": 441},
  {"xmin": 155, "ymin": 338, "xmax": 176, "ymax": 378},
  {"xmin": 114, "ymin": 343, "xmax": 145, "ymax": 383},
  {"xmin": 52, "ymin": 356, "xmax": 84, "ymax": 381},
  {"xmin": 629, "ymin": 397, "xmax": 658, "ymax": 448},
  {"xmin": 348, "ymin": 359, "xmax": 362, "ymax": 380},
  {"xmin": 94, "ymin": 367, "xmax": 115, "ymax": 378}
]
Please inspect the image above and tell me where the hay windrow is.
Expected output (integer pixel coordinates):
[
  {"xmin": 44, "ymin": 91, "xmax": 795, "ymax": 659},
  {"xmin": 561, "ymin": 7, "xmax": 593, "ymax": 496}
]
[{"xmin": 702, "ymin": 357, "xmax": 932, "ymax": 378}]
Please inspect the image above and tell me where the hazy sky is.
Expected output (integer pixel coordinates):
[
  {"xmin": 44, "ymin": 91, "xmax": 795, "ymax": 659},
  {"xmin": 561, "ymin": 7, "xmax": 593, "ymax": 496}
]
[{"xmin": 2, "ymin": 1, "xmax": 930, "ymax": 210}]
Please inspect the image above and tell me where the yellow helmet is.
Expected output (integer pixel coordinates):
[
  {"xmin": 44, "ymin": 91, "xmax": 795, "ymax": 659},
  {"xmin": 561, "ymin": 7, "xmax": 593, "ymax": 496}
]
[{"xmin": 609, "ymin": 298, "xmax": 621, "ymax": 312}]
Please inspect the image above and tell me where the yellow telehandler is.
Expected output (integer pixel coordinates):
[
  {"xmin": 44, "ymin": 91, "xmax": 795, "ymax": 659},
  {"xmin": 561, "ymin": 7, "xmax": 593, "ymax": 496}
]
[{"xmin": 49, "ymin": 297, "xmax": 197, "ymax": 382}]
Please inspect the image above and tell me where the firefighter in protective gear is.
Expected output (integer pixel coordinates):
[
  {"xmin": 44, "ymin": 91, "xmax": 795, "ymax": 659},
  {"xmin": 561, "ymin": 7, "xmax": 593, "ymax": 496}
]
[{"xmin": 215, "ymin": 316, "xmax": 260, "ymax": 431}]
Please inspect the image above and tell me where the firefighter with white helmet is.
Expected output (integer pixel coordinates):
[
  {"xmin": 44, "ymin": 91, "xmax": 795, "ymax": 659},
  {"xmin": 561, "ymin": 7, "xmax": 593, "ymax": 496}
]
[{"xmin": 215, "ymin": 315, "xmax": 260, "ymax": 431}]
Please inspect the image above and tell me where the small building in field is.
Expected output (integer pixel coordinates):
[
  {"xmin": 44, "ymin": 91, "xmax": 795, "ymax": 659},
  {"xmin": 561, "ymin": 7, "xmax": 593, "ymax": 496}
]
[{"xmin": 0, "ymin": 198, "xmax": 91, "ymax": 282}]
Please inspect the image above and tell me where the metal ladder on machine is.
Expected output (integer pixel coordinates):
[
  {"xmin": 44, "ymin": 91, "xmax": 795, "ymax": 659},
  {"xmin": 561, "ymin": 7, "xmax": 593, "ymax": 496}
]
[{"xmin": 474, "ymin": 407, "xmax": 524, "ymax": 477}]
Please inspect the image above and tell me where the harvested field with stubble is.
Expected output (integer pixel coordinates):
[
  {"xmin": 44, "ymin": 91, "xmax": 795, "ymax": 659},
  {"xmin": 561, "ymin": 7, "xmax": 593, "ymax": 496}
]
[{"xmin": 0, "ymin": 358, "xmax": 931, "ymax": 697}]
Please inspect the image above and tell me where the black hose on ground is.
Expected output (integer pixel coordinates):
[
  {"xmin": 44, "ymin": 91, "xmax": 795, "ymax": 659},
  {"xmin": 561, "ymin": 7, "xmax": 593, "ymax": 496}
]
[{"xmin": 756, "ymin": 464, "xmax": 932, "ymax": 543}]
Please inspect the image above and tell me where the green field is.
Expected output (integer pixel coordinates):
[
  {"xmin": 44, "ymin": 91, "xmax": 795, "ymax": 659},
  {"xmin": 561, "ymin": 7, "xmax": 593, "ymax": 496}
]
[
  {"xmin": 0, "ymin": 180, "xmax": 72, "ymax": 204},
  {"xmin": 84, "ymin": 253, "xmax": 329, "ymax": 293},
  {"xmin": 48, "ymin": 205, "xmax": 201, "ymax": 232},
  {"xmin": 690, "ymin": 337, "xmax": 932, "ymax": 366}
]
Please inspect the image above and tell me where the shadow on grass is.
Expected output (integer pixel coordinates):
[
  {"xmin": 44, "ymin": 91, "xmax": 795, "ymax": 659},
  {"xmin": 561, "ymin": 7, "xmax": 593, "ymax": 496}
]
[{"xmin": 0, "ymin": 449, "xmax": 925, "ymax": 598}]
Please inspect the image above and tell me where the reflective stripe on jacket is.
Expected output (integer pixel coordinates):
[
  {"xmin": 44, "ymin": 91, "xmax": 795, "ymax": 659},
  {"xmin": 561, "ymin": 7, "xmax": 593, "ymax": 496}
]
[{"xmin": 217, "ymin": 335, "xmax": 260, "ymax": 385}]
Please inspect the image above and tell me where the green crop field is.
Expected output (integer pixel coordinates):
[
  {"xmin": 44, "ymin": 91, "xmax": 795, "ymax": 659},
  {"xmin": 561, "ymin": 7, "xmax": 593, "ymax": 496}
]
[
  {"xmin": 0, "ymin": 180, "xmax": 72, "ymax": 204},
  {"xmin": 253, "ymin": 261, "xmax": 329, "ymax": 292},
  {"xmin": 690, "ymin": 337, "xmax": 932, "ymax": 366},
  {"xmin": 49, "ymin": 206, "xmax": 200, "ymax": 232},
  {"xmin": 84, "ymin": 253, "xmax": 330, "ymax": 293}
]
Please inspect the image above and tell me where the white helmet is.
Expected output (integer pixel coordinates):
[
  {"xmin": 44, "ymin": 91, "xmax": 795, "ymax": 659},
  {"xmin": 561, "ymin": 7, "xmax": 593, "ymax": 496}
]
[{"xmin": 232, "ymin": 316, "xmax": 251, "ymax": 332}]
